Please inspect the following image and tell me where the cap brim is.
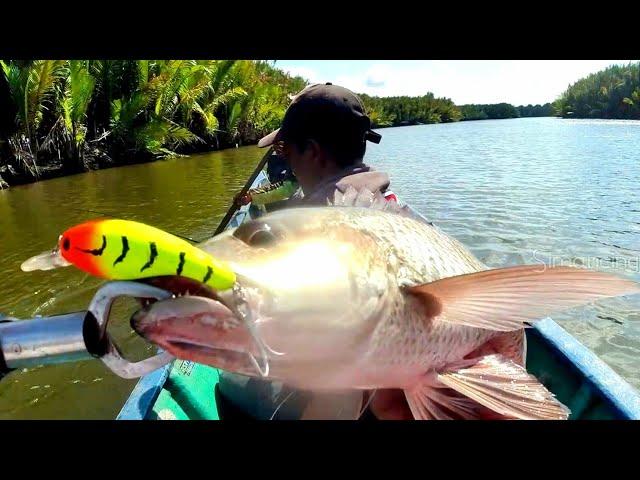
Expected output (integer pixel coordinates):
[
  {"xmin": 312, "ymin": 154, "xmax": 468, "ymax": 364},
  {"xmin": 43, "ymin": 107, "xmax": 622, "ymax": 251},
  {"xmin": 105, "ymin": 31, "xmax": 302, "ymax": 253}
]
[
  {"xmin": 365, "ymin": 130, "xmax": 382, "ymax": 144},
  {"xmin": 258, "ymin": 128, "xmax": 280, "ymax": 148}
]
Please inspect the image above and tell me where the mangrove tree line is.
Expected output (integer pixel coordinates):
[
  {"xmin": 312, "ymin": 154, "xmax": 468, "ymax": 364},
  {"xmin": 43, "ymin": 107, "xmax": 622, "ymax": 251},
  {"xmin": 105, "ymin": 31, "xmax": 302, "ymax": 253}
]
[
  {"xmin": 554, "ymin": 62, "xmax": 640, "ymax": 119},
  {"xmin": 0, "ymin": 60, "xmax": 306, "ymax": 187}
]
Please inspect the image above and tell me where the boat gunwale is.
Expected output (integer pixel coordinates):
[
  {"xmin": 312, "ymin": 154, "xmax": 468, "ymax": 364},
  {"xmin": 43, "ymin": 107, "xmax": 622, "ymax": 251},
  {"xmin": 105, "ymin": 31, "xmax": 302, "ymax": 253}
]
[
  {"xmin": 530, "ymin": 318, "xmax": 640, "ymax": 419},
  {"xmin": 406, "ymin": 205, "xmax": 640, "ymax": 420}
]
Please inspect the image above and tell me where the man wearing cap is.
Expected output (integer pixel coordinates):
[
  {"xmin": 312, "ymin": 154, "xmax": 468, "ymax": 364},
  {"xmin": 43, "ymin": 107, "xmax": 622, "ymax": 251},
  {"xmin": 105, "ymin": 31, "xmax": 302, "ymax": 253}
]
[
  {"xmin": 256, "ymin": 82, "xmax": 398, "ymax": 206},
  {"xmin": 217, "ymin": 83, "xmax": 403, "ymax": 420}
]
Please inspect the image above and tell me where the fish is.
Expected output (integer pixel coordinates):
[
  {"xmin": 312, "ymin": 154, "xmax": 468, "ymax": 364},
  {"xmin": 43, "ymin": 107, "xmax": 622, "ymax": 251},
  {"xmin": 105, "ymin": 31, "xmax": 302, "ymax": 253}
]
[
  {"xmin": 21, "ymin": 219, "xmax": 236, "ymax": 291},
  {"xmin": 129, "ymin": 190, "xmax": 639, "ymax": 419}
]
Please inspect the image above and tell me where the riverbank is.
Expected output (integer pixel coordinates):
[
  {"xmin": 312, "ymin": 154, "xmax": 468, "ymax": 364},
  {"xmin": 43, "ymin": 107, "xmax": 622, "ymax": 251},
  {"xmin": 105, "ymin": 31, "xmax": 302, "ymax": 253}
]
[
  {"xmin": 0, "ymin": 141, "xmax": 251, "ymax": 189},
  {"xmin": 0, "ymin": 117, "xmax": 517, "ymax": 189}
]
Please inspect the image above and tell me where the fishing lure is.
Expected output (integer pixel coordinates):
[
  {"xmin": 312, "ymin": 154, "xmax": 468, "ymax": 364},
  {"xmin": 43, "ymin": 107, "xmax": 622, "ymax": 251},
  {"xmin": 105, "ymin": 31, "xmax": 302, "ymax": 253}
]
[{"xmin": 22, "ymin": 219, "xmax": 236, "ymax": 291}]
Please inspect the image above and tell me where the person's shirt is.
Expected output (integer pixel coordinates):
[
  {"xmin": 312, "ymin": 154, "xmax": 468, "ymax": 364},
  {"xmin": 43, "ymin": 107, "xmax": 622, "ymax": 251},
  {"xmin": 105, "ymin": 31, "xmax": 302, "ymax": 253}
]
[
  {"xmin": 248, "ymin": 179, "xmax": 299, "ymax": 206},
  {"xmin": 287, "ymin": 162, "xmax": 397, "ymax": 207}
]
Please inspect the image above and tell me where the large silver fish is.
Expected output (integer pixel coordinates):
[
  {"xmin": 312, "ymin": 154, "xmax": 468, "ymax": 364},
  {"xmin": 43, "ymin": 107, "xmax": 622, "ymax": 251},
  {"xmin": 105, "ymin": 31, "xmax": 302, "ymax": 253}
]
[{"xmin": 132, "ymin": 190, "xmax": 640, "ymax": 420}]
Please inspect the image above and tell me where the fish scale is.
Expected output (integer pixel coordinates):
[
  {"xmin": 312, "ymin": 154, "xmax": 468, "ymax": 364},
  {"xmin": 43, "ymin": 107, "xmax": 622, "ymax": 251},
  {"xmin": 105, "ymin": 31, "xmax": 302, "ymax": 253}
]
[{"xmin": 305, "ymin": 208, "xmax": 503, "ymax": 372}]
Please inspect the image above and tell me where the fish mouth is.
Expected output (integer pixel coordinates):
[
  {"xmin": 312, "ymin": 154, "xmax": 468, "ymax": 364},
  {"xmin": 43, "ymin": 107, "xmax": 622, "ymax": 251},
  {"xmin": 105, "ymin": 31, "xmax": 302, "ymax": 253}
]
[
  {"xmin": 131, "ymin": 275, "xmax": 239, "ymax": 335},
  {"xmin": 131, "ymin": 275, "xmax": 264, "ymax": 376},
  {"xmin": 139, "ymin": 275, "xmax": 223, "ymax": 303},
  {"xmin": 151, "ymin": 338, "xmax": 256, "ymax": 375},
  {"xmin": 134, "ymin": 274, "xmax": 239, "ymax": 316}
]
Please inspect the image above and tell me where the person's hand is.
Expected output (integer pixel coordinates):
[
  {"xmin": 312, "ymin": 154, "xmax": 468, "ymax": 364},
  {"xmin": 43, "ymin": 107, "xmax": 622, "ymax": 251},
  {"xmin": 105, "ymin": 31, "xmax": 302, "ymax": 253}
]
[
  {"xmin": 233, "ymin": 192, "xmax": 252, "ymax": 206},
  {"xmin": 369, "ymin": 388, "xmax": 414, "ymax": 420}
]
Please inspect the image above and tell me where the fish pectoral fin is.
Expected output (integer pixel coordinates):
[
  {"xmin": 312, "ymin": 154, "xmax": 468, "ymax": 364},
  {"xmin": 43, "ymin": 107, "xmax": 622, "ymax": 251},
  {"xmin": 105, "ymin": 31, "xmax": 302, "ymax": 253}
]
[
  {"xmin": 465, "ymin": 330, "xmax": 527, "ymax": 367},
  {"xmin": 437, "ymin": 354, "xmax": 570, "ymax": 420},
  {"xmin": 405, "ymin": 265, "xmax": 640, "ymax": 332},
  {"xmin": 403, "ymin": 372, "xmax": 481, "ymax": 420}
]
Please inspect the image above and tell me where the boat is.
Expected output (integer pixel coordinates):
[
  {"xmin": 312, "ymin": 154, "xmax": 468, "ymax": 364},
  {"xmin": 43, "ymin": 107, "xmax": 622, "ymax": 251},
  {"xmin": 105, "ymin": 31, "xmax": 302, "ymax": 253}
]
[{"xmin": 117, "ymin": 169, "xmax": 640, "ymax": 420}]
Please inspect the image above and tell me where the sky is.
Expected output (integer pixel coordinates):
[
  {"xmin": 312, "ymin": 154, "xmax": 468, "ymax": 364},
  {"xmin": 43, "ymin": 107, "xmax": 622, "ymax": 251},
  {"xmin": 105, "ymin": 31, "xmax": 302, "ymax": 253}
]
[{"xmin": 274, "ymin": 60, "xmax": 635, "ymax": 106}]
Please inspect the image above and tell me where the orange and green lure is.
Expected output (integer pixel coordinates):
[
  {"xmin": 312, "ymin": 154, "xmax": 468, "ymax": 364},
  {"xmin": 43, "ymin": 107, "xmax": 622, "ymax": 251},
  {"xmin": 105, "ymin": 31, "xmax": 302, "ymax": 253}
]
[{"xmin": 56, "ymin": 219, "xmax": 236, "ymax": 290}]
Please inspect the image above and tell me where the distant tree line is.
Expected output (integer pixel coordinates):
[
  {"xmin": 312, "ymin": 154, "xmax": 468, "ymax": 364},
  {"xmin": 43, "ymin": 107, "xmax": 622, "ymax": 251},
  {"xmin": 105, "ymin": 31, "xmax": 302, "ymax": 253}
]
[
  {"xmin": 517, "ymin": 103, "xmax": 555, "ymax": 117},
  {"xmin": 458, "ymin": 103, "xmax": 554, "ymax": 121},
  {"xmin": 358, "ymin": 93, "xmax": 557, "ymax": 127},
  {"xmin": 553, "ymin": 62, "xmax": 640, "ymax": 119},
  {"xmin": 359, "ymin": 93, "xmax": 462, "ymax": 127}
]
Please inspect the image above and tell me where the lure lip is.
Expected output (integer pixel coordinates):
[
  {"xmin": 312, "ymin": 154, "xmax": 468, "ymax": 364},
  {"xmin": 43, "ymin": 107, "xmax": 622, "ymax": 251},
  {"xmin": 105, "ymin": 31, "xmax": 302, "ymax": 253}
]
[{"xmin": 20, "ymin": 248, "xmax": 72, "ymax": 272}]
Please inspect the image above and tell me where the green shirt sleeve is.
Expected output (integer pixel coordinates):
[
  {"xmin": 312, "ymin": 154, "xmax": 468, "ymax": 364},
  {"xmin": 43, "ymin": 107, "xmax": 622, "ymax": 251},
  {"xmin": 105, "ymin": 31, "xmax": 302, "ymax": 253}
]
[{"xmin": 249, "ymin": 180, "xmax": 298, "ymax": 206}]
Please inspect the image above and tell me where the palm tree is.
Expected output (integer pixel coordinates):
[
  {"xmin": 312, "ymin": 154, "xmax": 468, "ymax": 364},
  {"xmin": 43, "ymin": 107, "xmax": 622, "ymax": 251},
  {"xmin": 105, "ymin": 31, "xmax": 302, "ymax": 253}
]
[
  {"xmin": 39, "ymin": 60, "xmax": 97, "ymax": 172},
  {"xmin": 0, "ymin": 60, "xmax": 66, "ymax": 176},
  {"xmin": 0, "ymin": 58, "xmax": 313, "ymax": 185}
]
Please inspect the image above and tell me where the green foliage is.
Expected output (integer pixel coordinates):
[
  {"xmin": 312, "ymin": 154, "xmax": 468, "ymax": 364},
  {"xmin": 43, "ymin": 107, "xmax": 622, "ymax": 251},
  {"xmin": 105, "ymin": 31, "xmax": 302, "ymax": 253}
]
[
  {"xmin": 360, "ymin": 93, "xmax": 462, "ymax": 127},
  {"xmin": 517, "ymin": 103, "xmax": 555, "ymax": 117},
  {"xmin": 459, "ymin": 103, "xmax": 520, "ymax": 121},
  {"xmin": 554, "ymin": 62, "xmax": 640, "ymax": 119},
  {"xmin": 0, "ymin": 59, "xmax": 306, "ymax": 184},
  {"xmin": 5, "ymin": 59, "xmax": 633, "ymax": 188}
]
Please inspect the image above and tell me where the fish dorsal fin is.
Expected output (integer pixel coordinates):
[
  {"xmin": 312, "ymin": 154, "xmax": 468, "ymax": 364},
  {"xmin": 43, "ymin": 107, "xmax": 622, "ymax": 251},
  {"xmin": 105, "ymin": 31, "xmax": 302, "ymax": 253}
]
[
  {"xmin": 328, "ymin": 186, "xmax": 411, "ymax": 217},
  {"xmin": 406, "ymin": 265, "xmax": 640, "ymax": 332}
]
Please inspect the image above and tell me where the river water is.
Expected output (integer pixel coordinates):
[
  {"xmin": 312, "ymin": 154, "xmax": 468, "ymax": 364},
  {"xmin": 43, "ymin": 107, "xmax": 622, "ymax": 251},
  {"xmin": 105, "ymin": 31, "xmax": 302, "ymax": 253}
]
[{"xmin": 1, "ymin": 117, "xmax": 639, "ymax": 418}]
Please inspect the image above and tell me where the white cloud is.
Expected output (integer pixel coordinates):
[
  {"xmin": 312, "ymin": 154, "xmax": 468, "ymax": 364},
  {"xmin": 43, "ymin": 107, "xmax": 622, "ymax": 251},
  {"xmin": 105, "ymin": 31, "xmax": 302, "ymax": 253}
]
[
  {"xmin": 280, "ymin": 66, "xmax": 322, "ymax": 83},
  {"xmin": 308, "ymin": 60, "xmax": 635, "ymax": 105}
]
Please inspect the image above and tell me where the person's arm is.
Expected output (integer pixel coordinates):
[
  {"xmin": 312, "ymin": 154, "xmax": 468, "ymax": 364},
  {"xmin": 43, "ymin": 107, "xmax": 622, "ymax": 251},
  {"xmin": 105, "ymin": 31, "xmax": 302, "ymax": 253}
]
[{"xmin": 235, "ymin": 180, "xmax": 299, "ymax": 207}]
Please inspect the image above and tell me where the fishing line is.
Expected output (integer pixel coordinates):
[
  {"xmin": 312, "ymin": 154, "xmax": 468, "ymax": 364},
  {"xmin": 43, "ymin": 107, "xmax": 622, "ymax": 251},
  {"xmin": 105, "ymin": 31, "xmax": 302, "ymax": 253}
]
[
  {"xmin": 231, "ymin": 280, "xmax": 288, "ymax": 377},
  {"xmin": 232, "ymin": 283, "xmax": 272, "ymax": 377},
  {"xmin": 253, "ymin": 317, "xmax": 286, "ymax": 356},
  {"xmin": 270, "ymin": 390, "xmax": 296, "ymax": 420},
  {"xmin": 245, "ymin": 317, "xmax": 271, "ymax": 377},
  {"xmin": 358, "ymin": 389, "xmax": 377, "ymax": 419}
]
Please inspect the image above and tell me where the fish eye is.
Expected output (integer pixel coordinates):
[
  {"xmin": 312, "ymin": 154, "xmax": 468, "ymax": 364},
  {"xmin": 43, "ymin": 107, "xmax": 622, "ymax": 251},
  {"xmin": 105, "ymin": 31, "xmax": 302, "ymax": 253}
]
[
  {"xmin": 62, "ymin": 237, "xmax": 71, "ymax": 251},
  {"xmin": 233, "ymin": 221, "xmax": 280, "ymax": 247},
  {"xmin": 247, "ymin": 229, "xmax": 277, "ymax": 247}
]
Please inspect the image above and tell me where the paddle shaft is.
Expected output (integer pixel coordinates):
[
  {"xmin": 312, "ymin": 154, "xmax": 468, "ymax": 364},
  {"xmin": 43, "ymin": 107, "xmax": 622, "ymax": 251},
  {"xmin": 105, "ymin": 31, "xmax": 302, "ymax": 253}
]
[{"xmin": 213, "ymin": 148, "xmax": 272, "ymax": 236}]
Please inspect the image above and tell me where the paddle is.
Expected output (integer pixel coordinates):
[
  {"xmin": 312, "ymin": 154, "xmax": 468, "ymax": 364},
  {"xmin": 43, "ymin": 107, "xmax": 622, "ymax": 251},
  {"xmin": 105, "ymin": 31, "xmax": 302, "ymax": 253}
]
[{"xmin": 213, "ymin": 147, "xmax": 273, "ymax": 236}]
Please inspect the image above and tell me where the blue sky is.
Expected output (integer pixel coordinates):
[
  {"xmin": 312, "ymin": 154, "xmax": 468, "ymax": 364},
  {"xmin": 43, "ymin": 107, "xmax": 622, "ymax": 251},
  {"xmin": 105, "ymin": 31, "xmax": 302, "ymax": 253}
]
[{"xmin": 274, "ymin": 60, "xmax": 635, "ymax": 106}]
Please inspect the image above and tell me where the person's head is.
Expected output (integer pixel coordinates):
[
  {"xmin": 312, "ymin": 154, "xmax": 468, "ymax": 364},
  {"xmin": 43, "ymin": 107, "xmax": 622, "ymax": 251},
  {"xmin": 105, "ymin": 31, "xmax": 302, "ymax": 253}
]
[{"xmin": 258, "ymin": 83, "xmax": 381, "ymax": 192}]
